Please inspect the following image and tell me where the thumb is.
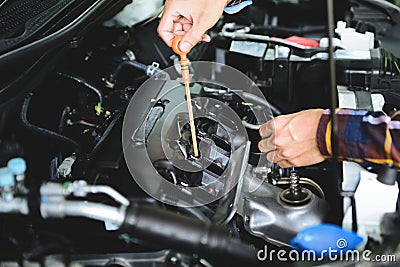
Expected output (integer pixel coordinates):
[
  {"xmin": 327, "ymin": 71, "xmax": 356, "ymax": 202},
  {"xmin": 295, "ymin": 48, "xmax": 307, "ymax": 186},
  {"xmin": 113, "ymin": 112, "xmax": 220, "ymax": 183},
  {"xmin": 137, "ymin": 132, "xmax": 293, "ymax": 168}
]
[{"xmin": 180, "ymin": 26, "xmax": 205, "ymax": 53}]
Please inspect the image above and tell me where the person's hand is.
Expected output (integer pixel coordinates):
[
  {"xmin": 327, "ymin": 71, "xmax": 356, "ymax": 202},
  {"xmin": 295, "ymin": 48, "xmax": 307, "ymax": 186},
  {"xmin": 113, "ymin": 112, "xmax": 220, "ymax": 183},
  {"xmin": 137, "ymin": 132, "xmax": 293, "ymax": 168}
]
[
  {"xmin": 158, "ymin": 0, "xmax": 229, "ymax": 53},
  {"xmin": 258, "ymin": 109, "xmax": 325, "ymax": 168}
]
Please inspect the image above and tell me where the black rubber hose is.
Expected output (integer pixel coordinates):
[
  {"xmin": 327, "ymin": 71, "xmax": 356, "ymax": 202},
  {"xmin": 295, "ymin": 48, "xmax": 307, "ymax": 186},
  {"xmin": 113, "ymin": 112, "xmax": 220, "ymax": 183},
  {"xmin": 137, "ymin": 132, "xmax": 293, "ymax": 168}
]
[
  {"xmin": 109, "ymin": 60, "xmax": 148, "ymax": 83},
  {"xmin": 121, "ymin": 203, "xmax": 262, "ymax": 266},
  {"xmin": 56, "ymin": 72, "xmax": 103, "ymax": 104},
  {"xmin": 20, "ymin": 94, "xmax": 81, "ymax": 154}
]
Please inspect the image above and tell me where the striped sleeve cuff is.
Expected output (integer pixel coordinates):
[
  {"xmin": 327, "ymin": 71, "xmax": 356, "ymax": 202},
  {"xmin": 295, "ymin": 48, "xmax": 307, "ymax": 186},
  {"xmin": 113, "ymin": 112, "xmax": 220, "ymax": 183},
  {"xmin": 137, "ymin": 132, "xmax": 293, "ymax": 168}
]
[
  {"xmin": 317, "ymin": 109, "xmax": 332, "ymax": 157},
  {"xmin": 317, "ymin": 109, "xmax": 369, "ymax": 159}
]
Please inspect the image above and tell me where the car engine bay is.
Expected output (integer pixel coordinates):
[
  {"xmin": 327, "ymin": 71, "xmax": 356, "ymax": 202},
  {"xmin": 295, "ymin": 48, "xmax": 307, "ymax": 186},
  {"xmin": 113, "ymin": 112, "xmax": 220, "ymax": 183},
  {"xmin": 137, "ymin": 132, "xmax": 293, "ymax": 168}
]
[{"xmin": 0, "ymin": 0, "xmax": 400, "ymax": 266}]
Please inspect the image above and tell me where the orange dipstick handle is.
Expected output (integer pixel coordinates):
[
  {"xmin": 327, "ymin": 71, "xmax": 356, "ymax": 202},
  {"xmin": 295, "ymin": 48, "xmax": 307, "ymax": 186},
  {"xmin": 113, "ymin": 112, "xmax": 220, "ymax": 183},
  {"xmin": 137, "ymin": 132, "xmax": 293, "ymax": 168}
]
[
  {"xmin": 172, "ymin": 35, "xmax": 199, "ymax": 158},
  {"xmin": 172, "ymin": 35, "xmax": 187, "ymax": 61}
]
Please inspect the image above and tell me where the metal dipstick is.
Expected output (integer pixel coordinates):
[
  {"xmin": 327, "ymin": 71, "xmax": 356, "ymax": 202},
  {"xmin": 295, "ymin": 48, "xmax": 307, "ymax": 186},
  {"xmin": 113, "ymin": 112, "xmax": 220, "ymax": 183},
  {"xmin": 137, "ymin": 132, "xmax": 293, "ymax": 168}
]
[{"xmin": 172, "ymin": 35, "xmax": 199, "ymax": 158}]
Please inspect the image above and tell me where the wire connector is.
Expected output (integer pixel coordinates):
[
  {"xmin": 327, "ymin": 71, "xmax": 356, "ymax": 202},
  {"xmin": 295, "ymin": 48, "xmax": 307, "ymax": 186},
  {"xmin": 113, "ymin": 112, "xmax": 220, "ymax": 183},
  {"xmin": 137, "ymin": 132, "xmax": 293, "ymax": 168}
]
[{"xmin": 57, "ymin": 155, "xmax": 77, "ymax": 178}]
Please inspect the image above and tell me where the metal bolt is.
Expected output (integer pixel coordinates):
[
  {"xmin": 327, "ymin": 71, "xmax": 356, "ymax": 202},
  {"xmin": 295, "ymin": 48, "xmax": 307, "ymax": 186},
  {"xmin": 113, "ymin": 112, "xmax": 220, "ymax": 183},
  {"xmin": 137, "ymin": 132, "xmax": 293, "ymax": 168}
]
[{"xmin": 289, "ymin": 171, "xmax": 301, "ymax": 197}]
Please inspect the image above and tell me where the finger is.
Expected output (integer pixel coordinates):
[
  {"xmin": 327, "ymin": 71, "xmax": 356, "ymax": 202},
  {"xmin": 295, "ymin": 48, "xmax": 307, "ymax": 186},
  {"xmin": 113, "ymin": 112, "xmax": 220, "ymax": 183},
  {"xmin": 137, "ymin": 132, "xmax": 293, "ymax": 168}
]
[
  {"xmin": 158, "ymin": 15, "xmax": 176, "ymax": 47},
  {"xmin": 288, "ymin": 150, "xmax": 325, "ymax": 167},
  {"xmin": 174, "ymin": 30, "xmax": 186, "ymax": 36},
  {"xmin": 278, "ymin": 160, "xmax": 293, "ymax": 168},
  {"xmin": 266, "ymin": 150, "xmax": 278, "ymax": 163},
  {"xmin": 173, "ymin": 22, "xmax": 184, "ymax": 34},
  {"xmin": 259, "ymin": 121, "xmax": 274, "ymax": 138},
  {"xmin": 182, "ymin": 22, "xmax": 193, "ymax": 33},
  {"xmin": 201, "ymin": 34, "xmax": 211, "ymax": 42},
  {"xmin": 180, "ymin": 22, "xmax": 207, "ymax": 52},
  {"xmin": 258, "ymin": 138, "xmax": 276, "ymax": 153},
  {"xmin": 265, "ymin": 149, "xmax": 293, "ymax": 167},
  {"xmin": 181, "ymin": 24, "xmax": 211, "ymax": 43},
  {"xmin": 177, "ymin": 16, "xmax": 192, "ymax": 24}
]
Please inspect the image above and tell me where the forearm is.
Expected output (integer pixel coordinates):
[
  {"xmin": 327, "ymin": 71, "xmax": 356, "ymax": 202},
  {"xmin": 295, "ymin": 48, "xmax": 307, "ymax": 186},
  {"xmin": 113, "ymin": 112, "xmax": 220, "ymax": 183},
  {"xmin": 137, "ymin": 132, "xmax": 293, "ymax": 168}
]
[{"xmin": 317, "ymin": 109, "xmax": 400, "ymax": 167}]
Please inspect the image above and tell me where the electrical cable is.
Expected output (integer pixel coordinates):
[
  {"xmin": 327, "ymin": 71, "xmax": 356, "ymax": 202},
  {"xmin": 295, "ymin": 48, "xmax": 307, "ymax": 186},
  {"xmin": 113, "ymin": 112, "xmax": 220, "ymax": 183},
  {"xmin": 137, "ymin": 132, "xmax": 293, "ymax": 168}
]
[
  {"xmin": 58, "ymin": 106, "xmax": 70, "ymax": 133},
  {"xmin": 242, "ymin": 120, "xmax": 261, "ymax": 130},
  {"xmin": 241, "ymin": 92, "xmax": 282, "ymax": 116},
  {"xmin": 327, "ymin": 0, "xmax": 358, "ymax": 232},
  {"xmin": 326, "ymin": 0, "xmax": 342, "ymax": 185}
]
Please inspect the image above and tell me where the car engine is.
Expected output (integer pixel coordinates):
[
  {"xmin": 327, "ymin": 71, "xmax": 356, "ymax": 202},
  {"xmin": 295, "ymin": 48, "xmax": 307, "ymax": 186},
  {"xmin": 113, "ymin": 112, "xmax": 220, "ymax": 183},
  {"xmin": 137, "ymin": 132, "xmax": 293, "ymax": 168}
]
[{"xmin": 0, "ymin": 0, "xmax": 400, "ymax": 266}]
